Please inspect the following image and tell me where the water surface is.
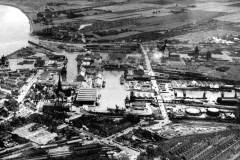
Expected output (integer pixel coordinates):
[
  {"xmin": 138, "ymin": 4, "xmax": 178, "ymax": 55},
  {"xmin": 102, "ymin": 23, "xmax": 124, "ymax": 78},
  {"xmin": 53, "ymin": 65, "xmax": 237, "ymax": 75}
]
[
  {"xmin": 0, "ymin": 5, "xmax": 30, "ymax": 56},
  {"xmin": 97, "ymin": 71, "xmax": 129, "ymax": 111}
]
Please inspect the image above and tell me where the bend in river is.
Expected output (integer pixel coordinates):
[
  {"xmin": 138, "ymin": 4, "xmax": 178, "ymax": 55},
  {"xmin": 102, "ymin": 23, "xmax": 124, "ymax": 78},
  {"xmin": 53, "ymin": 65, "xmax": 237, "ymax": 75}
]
[{"xmin": 0, "ymin": 5, "xmax": 31, "ymax": 56}]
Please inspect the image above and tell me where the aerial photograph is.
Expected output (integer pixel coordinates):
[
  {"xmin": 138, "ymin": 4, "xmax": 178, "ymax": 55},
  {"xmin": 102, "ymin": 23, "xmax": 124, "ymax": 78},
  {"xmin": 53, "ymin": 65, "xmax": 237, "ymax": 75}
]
[{"xmin": 1, "ymin": 0, "xmax": 240, "ymax": 160}]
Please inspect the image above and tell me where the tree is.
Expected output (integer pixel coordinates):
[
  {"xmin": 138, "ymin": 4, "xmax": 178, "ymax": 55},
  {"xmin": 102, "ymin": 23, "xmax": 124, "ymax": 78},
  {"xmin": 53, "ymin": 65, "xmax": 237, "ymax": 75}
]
[{"xmin": 4, "ymin": 98, "xmax": 19, "ymax": 118}]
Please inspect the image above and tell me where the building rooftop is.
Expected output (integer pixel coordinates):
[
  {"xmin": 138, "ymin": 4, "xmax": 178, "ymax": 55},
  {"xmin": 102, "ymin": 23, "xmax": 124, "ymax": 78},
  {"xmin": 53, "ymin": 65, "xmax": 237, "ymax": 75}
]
[{"xmin": 76, "ymin": 88, "xmax": 97, "ymax": 102}]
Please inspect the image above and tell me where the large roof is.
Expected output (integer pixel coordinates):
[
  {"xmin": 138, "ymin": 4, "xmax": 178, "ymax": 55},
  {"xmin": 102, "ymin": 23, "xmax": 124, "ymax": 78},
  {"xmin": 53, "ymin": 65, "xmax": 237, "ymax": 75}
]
[
  {"xmin": 207, "ymin": 108, "xmax": 219, "ymax": 113},
  {"xmin": 76, "ymin": 88, "xmax": 97, "ymax": 102},
  {"xmin": 185, "ymin": 108, "xmax": 200, "ymax": 115}
]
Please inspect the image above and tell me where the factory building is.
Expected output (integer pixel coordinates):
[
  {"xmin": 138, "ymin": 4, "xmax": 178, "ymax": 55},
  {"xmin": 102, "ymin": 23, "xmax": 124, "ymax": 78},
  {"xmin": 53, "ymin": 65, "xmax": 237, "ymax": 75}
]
[
  {"xmin": 75, "ymin": 88, "xmax": 97, "ymax": 105},
  {"xmin": 130, "ymin": 91, "xmax": 155, "ymax": 102},
  {"xmin": 42, "ymin": 102, "xmax": 70, "ymax": 119},
  {"xmin": 185, "ymin": 108, "xmax": 201, "ymax": 116},
  {"xmin": 206, "ymin": 108, "xmax": 220, "ymax": 117},
  {"xmin": 217, "ymin": 97, "xmax": 240, "ymax": 106}
]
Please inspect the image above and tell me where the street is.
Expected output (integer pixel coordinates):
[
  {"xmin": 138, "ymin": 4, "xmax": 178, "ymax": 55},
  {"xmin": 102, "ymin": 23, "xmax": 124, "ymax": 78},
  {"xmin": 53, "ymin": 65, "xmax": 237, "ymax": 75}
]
[
  {"xmin": 141, "ymin": 44, "xmax": 170, "ymax": 122},
  {"xmin": 17, "ymin": 70, "xmax": 42, "ymax": 103}
]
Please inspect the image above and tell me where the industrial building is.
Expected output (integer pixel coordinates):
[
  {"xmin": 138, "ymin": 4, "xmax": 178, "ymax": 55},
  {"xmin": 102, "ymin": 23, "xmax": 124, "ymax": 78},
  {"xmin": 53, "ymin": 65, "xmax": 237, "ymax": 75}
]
[{"xmin": 75, "ymin": 88, "xmax": 97, "ymax": 105}]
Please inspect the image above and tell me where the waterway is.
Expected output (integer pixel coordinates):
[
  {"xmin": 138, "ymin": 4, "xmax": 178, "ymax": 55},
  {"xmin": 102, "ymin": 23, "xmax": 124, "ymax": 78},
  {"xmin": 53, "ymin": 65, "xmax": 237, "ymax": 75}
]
[
  {"xmin": 54, "ymin": 51, "xmax": 78, "ymax": 82},
  {"xmin": 96, "ymin": 71, "xmax": 129, "ymax": 112},
  {"xmin": 0, "ymin": 5, "xmax": 79, "ymax": 82},
  {"xmin": 0, "ymin": 5, "xmax": 31, "ymax": 56}
]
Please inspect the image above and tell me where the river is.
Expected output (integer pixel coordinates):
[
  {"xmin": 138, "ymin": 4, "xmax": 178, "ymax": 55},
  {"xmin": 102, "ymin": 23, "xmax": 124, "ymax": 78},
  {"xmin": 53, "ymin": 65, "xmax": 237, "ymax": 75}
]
[{"xmin": 0, "ymin": 5, "xmax": 30, "ymax": 56}]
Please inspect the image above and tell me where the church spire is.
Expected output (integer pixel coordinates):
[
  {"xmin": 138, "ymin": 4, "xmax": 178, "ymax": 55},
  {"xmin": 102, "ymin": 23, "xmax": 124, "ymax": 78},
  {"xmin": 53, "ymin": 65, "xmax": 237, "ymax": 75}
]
[
  {"xmin": 1, "ymin": 54, "xmax": 6, "ymax": 65},
  {"xmin": 57, "ymin": 73, "xmax": 62, "ymax": 92}
]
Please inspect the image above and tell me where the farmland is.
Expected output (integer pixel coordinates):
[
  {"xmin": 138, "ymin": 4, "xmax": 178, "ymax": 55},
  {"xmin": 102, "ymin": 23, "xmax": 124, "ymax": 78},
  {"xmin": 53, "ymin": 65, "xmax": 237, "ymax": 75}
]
[{"xmin": 1, "ymin": 0, "xmax": 239, "ymax": 44}]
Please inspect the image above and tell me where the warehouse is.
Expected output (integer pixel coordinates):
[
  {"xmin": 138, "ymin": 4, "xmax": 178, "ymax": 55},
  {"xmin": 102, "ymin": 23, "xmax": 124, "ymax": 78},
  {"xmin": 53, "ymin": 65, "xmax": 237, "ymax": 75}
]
[{"xmin": 75, "ymin": 88, "xmax": 97, "ymax": 105}]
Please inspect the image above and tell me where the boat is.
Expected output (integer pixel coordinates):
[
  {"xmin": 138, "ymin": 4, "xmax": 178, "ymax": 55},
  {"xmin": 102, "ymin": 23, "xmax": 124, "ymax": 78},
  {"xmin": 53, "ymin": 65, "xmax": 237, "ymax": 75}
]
[
  {"xmin": 120, "ymin": 75, "xmax": 124, "ymax": 85},
  {"xmin": 102, "ymin": 80, "xmax": 106, "ymax": 88}
]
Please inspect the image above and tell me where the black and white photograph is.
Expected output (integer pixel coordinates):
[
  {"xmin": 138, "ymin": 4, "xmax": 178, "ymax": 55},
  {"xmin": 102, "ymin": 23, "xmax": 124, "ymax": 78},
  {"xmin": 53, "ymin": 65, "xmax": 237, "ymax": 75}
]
[{"xmin": 0, "ymin": 0, "xmax": 240, "ymax": 160}]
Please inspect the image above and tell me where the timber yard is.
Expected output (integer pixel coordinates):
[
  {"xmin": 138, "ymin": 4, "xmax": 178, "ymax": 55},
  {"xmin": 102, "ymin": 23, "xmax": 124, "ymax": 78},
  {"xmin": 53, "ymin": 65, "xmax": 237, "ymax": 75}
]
[{"xmin": 1, "ymin": 0, "xmax": 240, "ymax": 160}]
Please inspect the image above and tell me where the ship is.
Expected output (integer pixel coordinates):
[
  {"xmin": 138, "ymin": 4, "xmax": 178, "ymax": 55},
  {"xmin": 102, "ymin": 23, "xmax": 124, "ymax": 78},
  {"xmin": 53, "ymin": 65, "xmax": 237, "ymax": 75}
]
[
  {"xmin": 102, "ymin": 80, "xmax": 106, "ymax": 88},
  {"xmin": 87, "ymin": 106, "xmax": 126, "ymax": 116},
  {"xmin": 120, "ymin": 75, "xmax": 124, "ymax": 85}
]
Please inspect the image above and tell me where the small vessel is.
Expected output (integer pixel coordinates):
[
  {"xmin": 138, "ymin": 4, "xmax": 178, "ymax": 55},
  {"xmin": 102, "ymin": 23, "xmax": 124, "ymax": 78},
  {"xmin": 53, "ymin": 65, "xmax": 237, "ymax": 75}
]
[
  {"xmin": 96, "ymin": 99, "xmax": 100, "ymax": 106},
  {"xmin": 102, "ymin": 80, "xmax": 106, "ymax": 88},
  {"xmin": 120, "ymin": 75, "xmax": 124, "ymax": 85}
]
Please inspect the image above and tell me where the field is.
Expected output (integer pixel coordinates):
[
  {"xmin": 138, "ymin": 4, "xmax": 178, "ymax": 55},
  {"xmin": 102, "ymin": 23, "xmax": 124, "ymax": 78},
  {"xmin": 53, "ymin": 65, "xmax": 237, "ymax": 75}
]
[
  {"xmin": 2, "ymin": 0, "xmax": 240, "ymax": 44},
  {"xmin": 0, "ymin": 0, "xmax": 240, "ymax": 43}
]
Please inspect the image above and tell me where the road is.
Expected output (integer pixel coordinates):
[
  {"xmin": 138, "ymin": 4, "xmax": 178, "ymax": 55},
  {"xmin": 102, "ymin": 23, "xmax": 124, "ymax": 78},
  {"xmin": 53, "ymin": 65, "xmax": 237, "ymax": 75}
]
[
  {"xmin": 0, "ymin": 70, "xmax": 42, "ymax": 124},
  {"xmin": 17, "ymin": 70, "xmax": 42, "ymax": 103},
  {"xmin": 140, "ymin": 44, "xmax": 169, "ymax": 122}
]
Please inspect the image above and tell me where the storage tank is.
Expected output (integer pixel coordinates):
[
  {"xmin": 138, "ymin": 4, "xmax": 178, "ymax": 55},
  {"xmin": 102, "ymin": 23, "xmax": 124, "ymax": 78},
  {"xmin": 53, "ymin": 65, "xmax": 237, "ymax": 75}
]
[
  {"xmin": 207, "ymin": 108, "xmax": 220, "ymax": 117},
  {"xmin": 185, "ymin": 108, "xmax": 201, "ymax": 116}
]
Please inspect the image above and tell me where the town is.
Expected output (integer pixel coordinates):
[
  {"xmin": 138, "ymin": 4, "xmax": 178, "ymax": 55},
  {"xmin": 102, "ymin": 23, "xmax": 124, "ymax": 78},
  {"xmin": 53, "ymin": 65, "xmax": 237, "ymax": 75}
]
[{"xmin": 1, "ymin": 0, "xmax": 240, "ymax": 160}]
